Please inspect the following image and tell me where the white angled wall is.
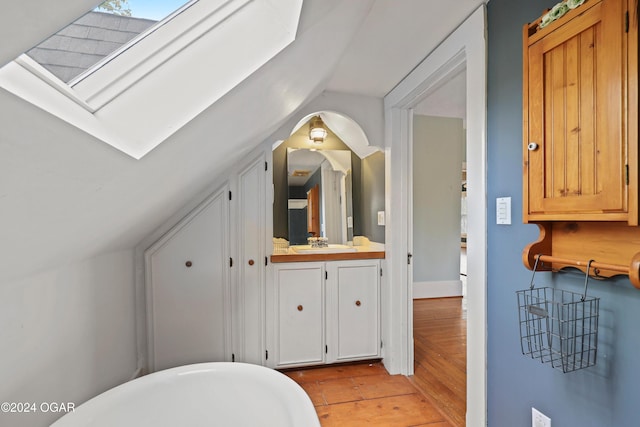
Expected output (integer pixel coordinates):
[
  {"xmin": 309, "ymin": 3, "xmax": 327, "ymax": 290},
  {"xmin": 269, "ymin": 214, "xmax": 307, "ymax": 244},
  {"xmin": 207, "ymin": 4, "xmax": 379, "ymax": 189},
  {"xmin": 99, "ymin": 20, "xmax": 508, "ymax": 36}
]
[{"xmin": 0, "ymin": 250, "xmax": 137, "ymax": 427}]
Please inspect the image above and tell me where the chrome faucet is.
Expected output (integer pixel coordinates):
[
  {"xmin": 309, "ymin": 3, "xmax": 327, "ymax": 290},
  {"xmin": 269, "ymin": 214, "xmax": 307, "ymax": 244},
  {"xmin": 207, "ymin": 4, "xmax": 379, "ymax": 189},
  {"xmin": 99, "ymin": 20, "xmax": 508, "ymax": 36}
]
[{"xmin": 308, "ymin": 237, "xmax": 329, "ymax": 248}]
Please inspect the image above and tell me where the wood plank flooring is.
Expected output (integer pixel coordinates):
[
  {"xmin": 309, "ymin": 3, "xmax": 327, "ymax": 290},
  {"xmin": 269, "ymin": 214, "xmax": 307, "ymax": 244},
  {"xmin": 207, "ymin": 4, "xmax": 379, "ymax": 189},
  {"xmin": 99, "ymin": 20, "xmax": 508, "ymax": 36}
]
[
  {"xmin": 411, "ymin": 297, "xmax": 467, "ymax": 427},
  {"xmin": 284, "ymin": 297, "xmax": 466, "ymax": 426},
  {"xmin": 285, "ymin": 362, "xmax": 452, "ymax": 426}
]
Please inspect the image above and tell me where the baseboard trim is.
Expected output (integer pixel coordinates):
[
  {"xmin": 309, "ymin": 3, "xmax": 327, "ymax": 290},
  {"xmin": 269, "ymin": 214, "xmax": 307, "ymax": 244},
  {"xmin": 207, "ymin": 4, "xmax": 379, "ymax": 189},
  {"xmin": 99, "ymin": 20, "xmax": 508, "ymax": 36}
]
[{"xmin": 413, "ymin": 280, "xmax": 462, "ymax": 299}]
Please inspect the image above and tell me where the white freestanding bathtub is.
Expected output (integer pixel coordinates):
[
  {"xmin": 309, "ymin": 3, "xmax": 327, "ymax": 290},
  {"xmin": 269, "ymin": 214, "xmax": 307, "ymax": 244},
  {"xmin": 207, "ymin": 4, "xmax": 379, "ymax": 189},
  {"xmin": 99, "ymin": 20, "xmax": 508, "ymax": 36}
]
[{"xmin": 51, "ymin": 363, "xmax": 320, "ymax": 427}]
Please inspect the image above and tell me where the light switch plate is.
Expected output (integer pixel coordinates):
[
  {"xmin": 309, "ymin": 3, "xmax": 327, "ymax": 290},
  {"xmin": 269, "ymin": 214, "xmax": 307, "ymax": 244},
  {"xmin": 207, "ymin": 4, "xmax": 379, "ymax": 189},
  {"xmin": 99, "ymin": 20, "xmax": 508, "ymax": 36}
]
[
  {"xmin": 377, "ymin": 211, "xmax": 385, "ymax": 226},
  {"xmin": 532, "ymin": 407, "xmax": 551, "ymax": 427},
  {"xmin": 496, "ymin": 197, "xmax": 511, "ymax": 225}
]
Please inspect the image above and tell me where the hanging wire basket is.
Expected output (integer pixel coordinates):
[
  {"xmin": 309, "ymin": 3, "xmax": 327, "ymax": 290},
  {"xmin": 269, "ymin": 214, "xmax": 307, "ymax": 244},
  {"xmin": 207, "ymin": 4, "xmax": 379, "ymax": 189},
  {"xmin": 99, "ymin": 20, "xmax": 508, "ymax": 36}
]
[{"xmin": 516, "ymin": 256, "xmax": 600, "ymax": 373}]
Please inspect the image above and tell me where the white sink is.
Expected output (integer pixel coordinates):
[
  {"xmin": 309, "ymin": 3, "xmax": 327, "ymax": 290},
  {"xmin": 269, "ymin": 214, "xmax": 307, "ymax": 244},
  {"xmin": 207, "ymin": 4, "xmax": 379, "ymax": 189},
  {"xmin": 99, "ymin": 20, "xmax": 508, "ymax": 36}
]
[{"xmin": 291, "ymin": 244, "xmax": 357, "ymax": 254}]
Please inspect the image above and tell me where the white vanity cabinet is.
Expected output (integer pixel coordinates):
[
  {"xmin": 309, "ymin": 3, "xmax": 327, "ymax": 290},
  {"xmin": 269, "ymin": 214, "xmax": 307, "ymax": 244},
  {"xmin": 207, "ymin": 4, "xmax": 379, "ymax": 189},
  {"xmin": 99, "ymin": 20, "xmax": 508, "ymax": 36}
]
[
  {"xmin": 327, "ymin": 261, "xmax": 380, "ymax": 362},
  {"xmin": 269, "ymin": 259, "xmax": 381, "ymax": 368},
  {"xmin": 273, "ymin": 263, "xmax": 326, "ymax": 366}
]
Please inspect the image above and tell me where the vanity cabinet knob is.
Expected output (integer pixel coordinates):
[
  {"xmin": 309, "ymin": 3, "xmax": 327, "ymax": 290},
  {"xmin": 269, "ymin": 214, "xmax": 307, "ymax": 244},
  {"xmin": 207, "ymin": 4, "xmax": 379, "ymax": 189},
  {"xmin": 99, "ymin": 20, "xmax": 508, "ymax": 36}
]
[
  {"xmin": 248, "ymin": 259, "xmax": 254, "ymax": 266},
  {"xmin": 297, "ymin": 305, "xmax": 303, "ymax": 311},
  {"xmin": 185, "ymin": 261, "xmax": 193, "ymax": 267},
  {"xmin": 355, "ymin": 300, "xmax": 362, "ymax": 307}
]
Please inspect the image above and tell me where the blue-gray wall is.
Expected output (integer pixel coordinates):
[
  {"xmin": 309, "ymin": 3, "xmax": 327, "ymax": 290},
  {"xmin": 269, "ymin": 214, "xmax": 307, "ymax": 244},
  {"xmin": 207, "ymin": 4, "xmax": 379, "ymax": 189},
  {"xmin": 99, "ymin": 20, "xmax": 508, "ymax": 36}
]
[
  {"xmin": 361, "ymin": 151, "xmax": 385, "ymax": 243},
  {"xmin": 487, "ymin": 1, "xmax": 640, "ymax": 426}
]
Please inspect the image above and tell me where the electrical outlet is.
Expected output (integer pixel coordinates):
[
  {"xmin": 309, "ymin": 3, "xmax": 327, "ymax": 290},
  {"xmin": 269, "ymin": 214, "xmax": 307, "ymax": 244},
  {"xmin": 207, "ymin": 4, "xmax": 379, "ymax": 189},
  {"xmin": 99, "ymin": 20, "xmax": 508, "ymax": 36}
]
[{"xmin": 532, "ymin": 407, "xmax": 551, "ymax": 427}]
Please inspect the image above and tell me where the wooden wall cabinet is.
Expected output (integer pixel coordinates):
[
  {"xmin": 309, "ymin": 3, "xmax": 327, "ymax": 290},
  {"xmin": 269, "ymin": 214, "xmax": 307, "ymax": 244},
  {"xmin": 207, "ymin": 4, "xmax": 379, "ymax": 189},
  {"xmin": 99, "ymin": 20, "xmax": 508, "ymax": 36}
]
[
  {"xmin": 522, "ymin": 0, "xmax": 640, "ymax": 287},
  {"xmin": 523, "ymin": 0, "xmax": 636, "ymax": 223}
]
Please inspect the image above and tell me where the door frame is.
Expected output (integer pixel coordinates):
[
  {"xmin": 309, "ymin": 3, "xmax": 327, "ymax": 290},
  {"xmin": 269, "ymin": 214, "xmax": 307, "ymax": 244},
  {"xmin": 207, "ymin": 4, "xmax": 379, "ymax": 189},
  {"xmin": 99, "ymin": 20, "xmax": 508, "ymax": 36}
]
[{"xmin": 382, "ymin": 6, "xmax": 487, "ymax": 426}]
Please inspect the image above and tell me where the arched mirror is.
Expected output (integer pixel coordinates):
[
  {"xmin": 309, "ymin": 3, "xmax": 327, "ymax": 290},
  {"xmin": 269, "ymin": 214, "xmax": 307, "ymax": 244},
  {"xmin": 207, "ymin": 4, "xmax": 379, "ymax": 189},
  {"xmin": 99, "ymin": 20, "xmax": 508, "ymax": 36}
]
[
  {"xmin": 287, "ymin": 148, "xmax": 352, "ymax": 244},
  {"xmin": 272, "ymin": 112, "xmax": 386, "ymax": 249}
]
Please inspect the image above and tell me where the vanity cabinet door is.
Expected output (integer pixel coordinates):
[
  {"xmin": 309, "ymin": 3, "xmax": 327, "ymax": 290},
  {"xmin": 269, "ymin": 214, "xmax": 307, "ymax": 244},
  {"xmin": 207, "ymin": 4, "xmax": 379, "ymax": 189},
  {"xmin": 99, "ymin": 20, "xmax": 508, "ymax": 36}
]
[
  {"xmin": 524, "ymin": 0, "xmax": 632, "ymax": 222},
  {"xmin": 327, "ymin": 260, "xmax": 380, "ymax": 362},
  {"xmin": 274, "ymin": 263, "xmax": 325, "ymax": 367},
  {"xmin": 147, "ymin": 186, "xmax": 230, "ymax": 372}
]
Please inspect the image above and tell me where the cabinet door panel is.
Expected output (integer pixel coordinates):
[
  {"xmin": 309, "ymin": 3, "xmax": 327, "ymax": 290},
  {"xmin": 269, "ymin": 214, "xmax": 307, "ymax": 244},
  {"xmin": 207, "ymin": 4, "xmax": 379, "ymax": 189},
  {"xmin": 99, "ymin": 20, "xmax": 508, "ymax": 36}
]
[
  {"xmin": 526, "ymin": 0, "xmax": 626, "ymax": 218},
  {"xmin": 334, "ymin": 263, "xmax": 379, "ymax": 360},
  {"xmin": 149, "ymin": 188, "xmax": 229, "ymax": 371},
  {"xmin": 276, "ymin": 266, "xmax": 324, "ymax": 366},
  {"xmin": 237, "ymin": 157, "xmax": 265, "ymax": 364}
]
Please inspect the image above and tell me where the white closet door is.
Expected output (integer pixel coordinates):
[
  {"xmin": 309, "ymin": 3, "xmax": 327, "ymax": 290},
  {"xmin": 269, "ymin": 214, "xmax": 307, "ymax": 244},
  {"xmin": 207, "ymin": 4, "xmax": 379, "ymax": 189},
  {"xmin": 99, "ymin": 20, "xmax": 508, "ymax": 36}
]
[
  {"xmin": 148, "ymin": 187, "xmax": 229, "ymax": 371},
  {"xmin": 236, "ymin": 156, "xmax": 265, "ymax": 364}
]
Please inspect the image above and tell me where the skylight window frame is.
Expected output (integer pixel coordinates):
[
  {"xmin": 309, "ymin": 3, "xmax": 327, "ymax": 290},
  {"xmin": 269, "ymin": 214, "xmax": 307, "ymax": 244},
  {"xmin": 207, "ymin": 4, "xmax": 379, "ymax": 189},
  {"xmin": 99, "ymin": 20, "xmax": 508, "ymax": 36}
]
[
  {"xmin": 67, "ymin": 0, "xmax": 199, "ymax": 88},
  {"xmin": 1, "ymin": 0, "xmax": 303, "ymax": 159},
  {"xmin": 12, "ymin": 0, "xmax": 202, "ymax": 113},
  {"xmin": 71, "ymin": 0, "xmax": 257, "ymax": 110},
  {"xmin": 12, "ymin": 53, "xmax": 96, "ymax": 112}
]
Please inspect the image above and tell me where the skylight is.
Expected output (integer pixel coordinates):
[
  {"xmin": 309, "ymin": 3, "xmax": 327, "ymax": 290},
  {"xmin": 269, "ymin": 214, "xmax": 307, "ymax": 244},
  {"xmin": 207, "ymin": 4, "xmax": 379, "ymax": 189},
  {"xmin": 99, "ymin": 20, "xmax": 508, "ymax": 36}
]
[
  {"xmin": 97, "ymin": 0, "xmax": 187, "ymax": 20},
  {"xmin": 25, "ymin": 0, "xmax": 193, "ymax": 84},
  {"xmin": 1, "ymin": 0, "xmax": 304, "ymax": 159}
]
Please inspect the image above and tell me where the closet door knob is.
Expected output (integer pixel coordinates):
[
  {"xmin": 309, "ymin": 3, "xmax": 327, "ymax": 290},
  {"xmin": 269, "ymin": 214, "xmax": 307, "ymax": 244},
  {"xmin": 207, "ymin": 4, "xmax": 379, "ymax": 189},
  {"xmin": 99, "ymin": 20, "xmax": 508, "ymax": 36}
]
[
  {"xmin": 297, "ymin": 305, "xmax": 303, "ymax": 311},
  {"xmin": 248, "ymin": 259, "xmax": 254, "ymax": 266},
  {"xmin": 355, "ymin": 300, "xmax": 362, "ymax": 307},
  {"xmin": 185, "ymin": 261, "xmax": 193, "ymax": 267}
]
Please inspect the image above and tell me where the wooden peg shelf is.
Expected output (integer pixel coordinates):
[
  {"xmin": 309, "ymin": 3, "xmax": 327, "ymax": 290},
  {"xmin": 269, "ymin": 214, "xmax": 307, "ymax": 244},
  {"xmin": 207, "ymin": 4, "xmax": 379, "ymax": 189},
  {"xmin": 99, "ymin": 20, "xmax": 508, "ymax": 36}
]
[{"xmin": 522, "ymin": 222, "xmax": 640, "ymax": 288}]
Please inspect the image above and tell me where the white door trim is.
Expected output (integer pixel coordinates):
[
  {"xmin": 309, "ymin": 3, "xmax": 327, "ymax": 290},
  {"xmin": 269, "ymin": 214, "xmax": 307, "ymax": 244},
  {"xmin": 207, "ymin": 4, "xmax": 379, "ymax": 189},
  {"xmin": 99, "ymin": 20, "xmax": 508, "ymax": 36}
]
[{"xmin": 383, "ymin": 6, "xmax": 487, "ymax": 426}]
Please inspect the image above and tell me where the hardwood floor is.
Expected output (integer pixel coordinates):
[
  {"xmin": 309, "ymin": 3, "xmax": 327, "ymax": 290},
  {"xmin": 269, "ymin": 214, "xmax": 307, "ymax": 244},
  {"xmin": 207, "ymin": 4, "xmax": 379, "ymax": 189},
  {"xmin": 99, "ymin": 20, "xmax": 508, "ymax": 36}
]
[
  {"xmin": 411, "ymin": 297, "xmax": 467, "ymax": 427},
  {"xmin": 284, "ymin": 297, "xmax": 466, "ymax": 426},
  {"xmin": 285, "ymin": 362, "xmax": 452, "ymax": 427}
]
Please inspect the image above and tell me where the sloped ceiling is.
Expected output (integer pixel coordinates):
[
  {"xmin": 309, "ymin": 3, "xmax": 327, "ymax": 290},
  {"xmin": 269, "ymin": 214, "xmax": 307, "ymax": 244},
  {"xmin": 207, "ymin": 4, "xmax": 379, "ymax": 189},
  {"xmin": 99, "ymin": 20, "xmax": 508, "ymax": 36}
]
[
  {"xmin": 326, "ymin": 0, "xmax": 485, "ymax": 97},
  {"xmin": 0, "ymin": 0, "xmax": 485, "ymax": 283},
  {"xmin": 2, "ymin": 0, "xmax": 306, "ymax": 159}
]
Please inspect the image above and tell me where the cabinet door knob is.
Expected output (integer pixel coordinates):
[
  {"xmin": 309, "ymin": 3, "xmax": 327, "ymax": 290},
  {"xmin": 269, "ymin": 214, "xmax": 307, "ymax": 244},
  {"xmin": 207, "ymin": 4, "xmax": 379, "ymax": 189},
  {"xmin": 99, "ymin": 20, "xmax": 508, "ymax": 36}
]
[
  {"xmin": 527, "ymin": 142, "xmax": 539, "ymax": 151},
  {"xmin": 185, "ymin": 261, "xmax": 193, "ymax": 267},
  {"xmin": 248, "ymin": 259, "xmax": 254, "ymax": 266},
  {"xmin": 355, "ymin": 300, "xmax": 362, "ymax": 307},
  {"xmin": 297, "ymin": 305, "xmax": 303, "ymax": 311}
]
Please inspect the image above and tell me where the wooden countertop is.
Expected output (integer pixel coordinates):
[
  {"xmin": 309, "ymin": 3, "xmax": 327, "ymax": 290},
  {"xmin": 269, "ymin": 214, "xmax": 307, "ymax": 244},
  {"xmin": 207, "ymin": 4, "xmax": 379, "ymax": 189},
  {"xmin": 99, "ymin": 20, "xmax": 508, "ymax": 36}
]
[{"xmin": 270, "ymin": 249, "xmax": 385, "ymax": 263}]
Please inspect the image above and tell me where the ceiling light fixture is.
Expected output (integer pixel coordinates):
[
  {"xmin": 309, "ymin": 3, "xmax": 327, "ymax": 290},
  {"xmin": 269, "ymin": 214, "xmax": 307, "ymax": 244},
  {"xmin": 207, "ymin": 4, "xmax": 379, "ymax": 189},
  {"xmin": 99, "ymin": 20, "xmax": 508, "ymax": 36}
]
[{"xmin": 309, "ymin": 116, "xmax": 327, "ymax": 144}]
